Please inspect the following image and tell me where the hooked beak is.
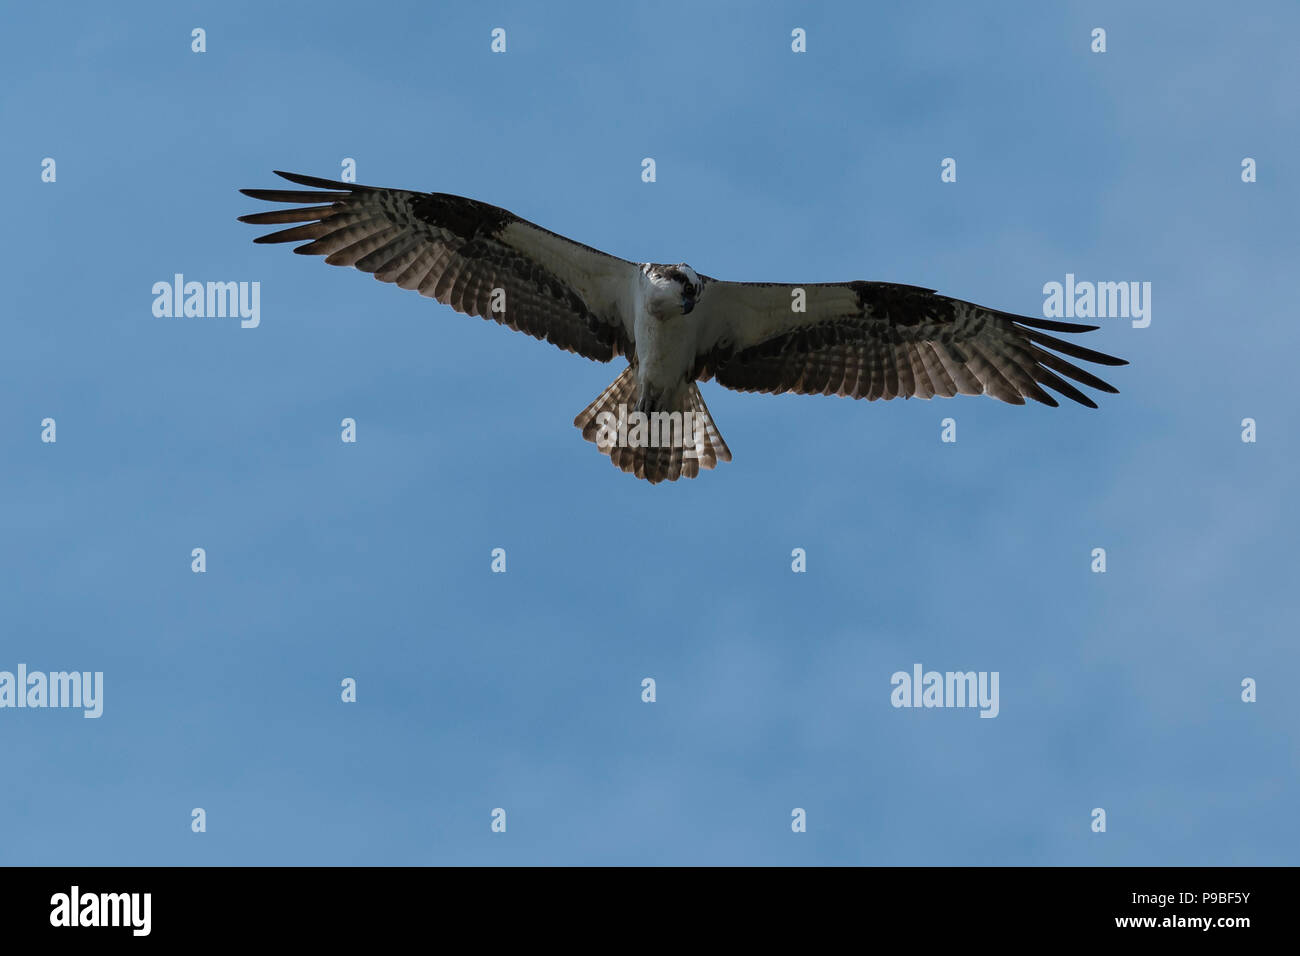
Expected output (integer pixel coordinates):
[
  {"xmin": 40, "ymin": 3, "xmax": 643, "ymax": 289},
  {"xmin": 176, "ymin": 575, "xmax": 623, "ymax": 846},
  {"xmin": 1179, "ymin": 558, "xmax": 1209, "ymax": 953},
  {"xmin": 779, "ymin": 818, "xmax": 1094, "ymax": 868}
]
[{"xmin": 681, "ymin": 294, "xmax": 696, "ymax": 315}]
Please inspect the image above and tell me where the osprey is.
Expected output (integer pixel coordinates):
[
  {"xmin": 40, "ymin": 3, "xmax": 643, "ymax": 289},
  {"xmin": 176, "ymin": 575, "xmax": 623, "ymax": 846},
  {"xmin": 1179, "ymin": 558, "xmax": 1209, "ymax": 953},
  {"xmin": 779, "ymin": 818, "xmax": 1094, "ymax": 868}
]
[{"xmin": 240, "ymin": 171, "xmax": 1126, "ymax": 483}]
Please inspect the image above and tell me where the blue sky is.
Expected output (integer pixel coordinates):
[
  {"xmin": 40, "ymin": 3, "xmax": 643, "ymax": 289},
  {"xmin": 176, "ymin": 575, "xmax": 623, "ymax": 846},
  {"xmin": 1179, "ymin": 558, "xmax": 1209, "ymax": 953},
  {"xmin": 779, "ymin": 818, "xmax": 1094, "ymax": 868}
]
[{"xmin": 2, "ymin": 0, "xmax": 1296, "ymax": 865}]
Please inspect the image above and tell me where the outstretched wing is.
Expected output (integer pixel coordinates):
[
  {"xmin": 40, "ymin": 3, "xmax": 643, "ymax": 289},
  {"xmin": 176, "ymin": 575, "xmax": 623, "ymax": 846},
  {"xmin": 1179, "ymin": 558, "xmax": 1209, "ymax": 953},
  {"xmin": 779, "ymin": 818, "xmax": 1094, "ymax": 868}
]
[
  {"xmin": 239, "ymin": 171, "xmax": 636, "ymax": 361},
  {"xmin": 692, "ymin": 279, "xmax": 1126, "ymax": 407}
]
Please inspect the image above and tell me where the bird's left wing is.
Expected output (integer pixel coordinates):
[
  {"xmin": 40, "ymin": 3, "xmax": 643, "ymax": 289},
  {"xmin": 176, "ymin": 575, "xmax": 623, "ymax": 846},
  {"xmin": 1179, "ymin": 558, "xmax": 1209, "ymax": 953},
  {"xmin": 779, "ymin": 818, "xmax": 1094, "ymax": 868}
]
[
  {"xmin": 692, "ymin": 279, "xmax": 1126, "ymax": 407},
  {"xmin": 239, "ymin": 171, "xmax": 637, "ymax": 361}
]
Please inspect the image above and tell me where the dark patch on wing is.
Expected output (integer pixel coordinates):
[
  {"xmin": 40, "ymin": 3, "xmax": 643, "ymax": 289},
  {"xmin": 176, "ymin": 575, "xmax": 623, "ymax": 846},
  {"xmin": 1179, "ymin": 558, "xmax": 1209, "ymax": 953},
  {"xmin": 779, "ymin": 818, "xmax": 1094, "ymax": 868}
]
[
  {"xmin": 411, "ymin": 194, "xmax": 512, "ymax": 242},
  {"xmin": 849, "ymin": 281, "xmax": 953, "ymax": 327}
]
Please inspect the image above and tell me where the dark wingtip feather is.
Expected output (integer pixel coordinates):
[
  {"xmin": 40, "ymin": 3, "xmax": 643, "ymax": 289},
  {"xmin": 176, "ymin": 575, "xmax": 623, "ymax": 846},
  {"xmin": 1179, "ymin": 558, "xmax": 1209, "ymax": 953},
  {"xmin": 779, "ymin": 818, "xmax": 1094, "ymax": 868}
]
[
  {"xmin": 237, "ymin": 205, "xmax": 336, "ymax": 225},
  {"xmin": 1057, "ymin": 388, "xmax": 1100, "ymax": 410},
  {"xmin": 1025, "ymin": 329, "xmax": 1128, "ymax": 367},
  {"xmin": 1027, "ymin": 345, "xmax": 1122, "ymax": 395},
  {"xmin": 1034, "ymin": 365, "xmax": 1101, "ymax": 408},
  {"xmin": 240, "ymin": 187, "xmax": 349, "ymax": 203},
  {"xmin": 248, "ymin": 223, "xmax": 325, "ymax": 244},
  {"xmin": 1010, "ymin": 315, "xmax": 1100, "ymax": 333},
  {"xmin": 274, "ymin": 169, "xmax": 356, "ymax": 190}
]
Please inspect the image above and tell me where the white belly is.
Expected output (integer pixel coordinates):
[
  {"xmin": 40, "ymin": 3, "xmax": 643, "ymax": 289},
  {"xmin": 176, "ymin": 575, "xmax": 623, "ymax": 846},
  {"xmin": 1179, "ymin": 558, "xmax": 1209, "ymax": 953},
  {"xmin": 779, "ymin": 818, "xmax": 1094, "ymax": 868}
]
[{"xmin": 633, "ymin": 308, "xmax": 696, "ymax": 406}]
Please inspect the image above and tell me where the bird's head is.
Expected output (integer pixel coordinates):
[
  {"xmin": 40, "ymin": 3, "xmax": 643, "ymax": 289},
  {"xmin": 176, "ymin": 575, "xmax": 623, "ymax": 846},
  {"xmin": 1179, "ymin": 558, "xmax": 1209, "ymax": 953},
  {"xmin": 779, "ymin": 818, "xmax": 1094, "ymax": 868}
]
[{"xmin": 642, "ymin": 262, "xmax": 703, "ymax": 317}]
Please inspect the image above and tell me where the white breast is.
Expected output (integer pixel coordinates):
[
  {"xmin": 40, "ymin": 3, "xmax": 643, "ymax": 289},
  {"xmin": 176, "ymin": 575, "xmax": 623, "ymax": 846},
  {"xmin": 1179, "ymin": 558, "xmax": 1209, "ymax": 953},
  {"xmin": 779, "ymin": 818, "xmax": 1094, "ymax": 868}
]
[{"xmin": 632, "ymin": 280, "xmax": 698, "ymax": 405}]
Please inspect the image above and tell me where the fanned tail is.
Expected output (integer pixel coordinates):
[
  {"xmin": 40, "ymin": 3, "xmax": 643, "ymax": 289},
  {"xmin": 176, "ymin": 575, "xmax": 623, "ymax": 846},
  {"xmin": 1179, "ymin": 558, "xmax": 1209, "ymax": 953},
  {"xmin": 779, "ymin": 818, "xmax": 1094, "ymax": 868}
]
[{"xmin": 574, "ymin": 366, "xmax": 731, "ymax": 483}]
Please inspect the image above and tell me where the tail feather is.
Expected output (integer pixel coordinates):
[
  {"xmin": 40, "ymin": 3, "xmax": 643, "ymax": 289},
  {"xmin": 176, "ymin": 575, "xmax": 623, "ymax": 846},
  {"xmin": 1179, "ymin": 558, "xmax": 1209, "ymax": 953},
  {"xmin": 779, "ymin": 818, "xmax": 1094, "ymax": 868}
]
[
  {"xmin": 686, "ymin": 382, "xmax": 732, "ymax": 468},
  {"xmin": 574, "ymin": 366, "xmax": 730, "ymax": 483}
]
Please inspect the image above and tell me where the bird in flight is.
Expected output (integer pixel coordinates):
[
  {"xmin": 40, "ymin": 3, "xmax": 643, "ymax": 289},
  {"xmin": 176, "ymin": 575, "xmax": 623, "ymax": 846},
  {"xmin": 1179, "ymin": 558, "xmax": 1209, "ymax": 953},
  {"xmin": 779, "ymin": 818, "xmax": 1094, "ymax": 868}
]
[{"xmin": 239, "ymin": 171, "xmax": 1126, "ymax": 483}]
